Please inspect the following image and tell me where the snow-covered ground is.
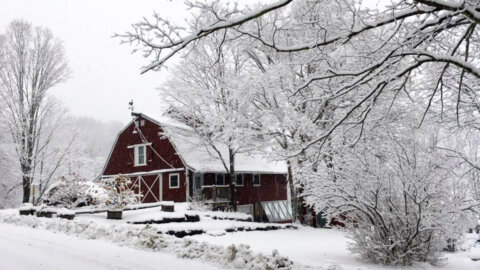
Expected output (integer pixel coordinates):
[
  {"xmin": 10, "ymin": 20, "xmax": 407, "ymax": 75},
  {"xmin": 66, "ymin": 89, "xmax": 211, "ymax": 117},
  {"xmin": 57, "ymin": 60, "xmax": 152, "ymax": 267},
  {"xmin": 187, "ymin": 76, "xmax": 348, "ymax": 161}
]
[
  {"xmin": 0, "ymin": 206, "xmax": 479, "ymax": 270},
  {"xmin": 191, "ymin": 227, "xmax": 480, "ymax": 270},
  {"xmin": 0, "ymin": 222, "xmax": 221, "ymax": 270}
]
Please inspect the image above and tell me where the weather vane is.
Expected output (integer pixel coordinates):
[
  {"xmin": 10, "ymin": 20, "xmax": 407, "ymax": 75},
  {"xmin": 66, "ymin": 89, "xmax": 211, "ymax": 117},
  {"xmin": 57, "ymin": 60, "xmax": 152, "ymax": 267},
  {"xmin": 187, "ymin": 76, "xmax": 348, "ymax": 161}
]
[{"xmin": 128, "ymin": 99, "xmax": 134, "ymax": 113}]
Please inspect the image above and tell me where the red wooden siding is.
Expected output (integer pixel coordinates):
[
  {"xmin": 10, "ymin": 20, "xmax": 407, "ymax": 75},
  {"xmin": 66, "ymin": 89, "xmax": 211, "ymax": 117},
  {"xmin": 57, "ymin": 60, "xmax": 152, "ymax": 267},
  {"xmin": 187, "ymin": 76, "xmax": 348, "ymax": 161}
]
[
  {"xmin": 128, "ymin": 173, "xmax": 187, "ymax": 203},
  {"xmin": 198, "ymin": 172, "xmax": 287, "ymax": 205},
  {"xmin": 103, "ymin": 116, "xmax": 185, "ymax": 176},
  {"xmin": 235, "ymin": 174, "xmax": 287, "ymax": 205},
  {"xmin": 162, "ymin": 171, "xmax": 187, "ymax": 202}
]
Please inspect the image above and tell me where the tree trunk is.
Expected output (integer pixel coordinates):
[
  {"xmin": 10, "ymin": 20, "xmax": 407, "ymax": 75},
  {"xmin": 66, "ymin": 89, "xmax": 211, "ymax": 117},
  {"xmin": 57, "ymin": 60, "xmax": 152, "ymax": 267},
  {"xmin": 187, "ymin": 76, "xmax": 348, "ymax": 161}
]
[
  {"xmin": 20, "ymin": 132, "xmax": 35, "ymax": 203},
  {"xmin": 297, "ymin": 184, "xmax": 306, "ymax": 224},
  {"xmin": 287, "ymin": 160, "xmax": 298, "ymax": 222},
  {"xmin": 22, "ymin": 174, "xmax": 31, "ymax": 203},
  {"xmin": 229, "ymin": 149, "xmax": 237, "ymax": 211}
]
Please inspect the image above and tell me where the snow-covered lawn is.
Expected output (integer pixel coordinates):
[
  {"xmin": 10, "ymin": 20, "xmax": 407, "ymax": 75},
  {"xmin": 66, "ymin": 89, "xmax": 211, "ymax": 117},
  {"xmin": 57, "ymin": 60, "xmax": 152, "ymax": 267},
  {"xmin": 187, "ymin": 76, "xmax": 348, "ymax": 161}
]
[
  {"xmin": 191, "ymin": 227, "xmax": 480, "ymax": 270},
  {"xmin": 0, "ymin": 205, "xmax": 479, "ymax": 270},
  {"xmin": 0, "ymin": 222, "xmax": 221, "ymax": 270}
]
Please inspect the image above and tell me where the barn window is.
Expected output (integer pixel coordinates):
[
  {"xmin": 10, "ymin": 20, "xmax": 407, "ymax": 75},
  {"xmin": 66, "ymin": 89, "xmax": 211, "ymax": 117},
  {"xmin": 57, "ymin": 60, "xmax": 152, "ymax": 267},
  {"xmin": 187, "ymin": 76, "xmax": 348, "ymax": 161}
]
[
  {"xmin": 253, "ymin": 174, "xmax": 261, "ymax": 186},
  {"xmin": 215, "ymin": 174, "xmax": 225, "ymax": 186},
  {"xmin": 235, "ymin": 174, "xmax": 244, "ymax": 186},
  {"xmin": 134, "ymin": 145, "xmax": 146, "ymax": 166},
  {"xmin": 169, "ymin": 173, "xmax": 179, "ymax": 189}
]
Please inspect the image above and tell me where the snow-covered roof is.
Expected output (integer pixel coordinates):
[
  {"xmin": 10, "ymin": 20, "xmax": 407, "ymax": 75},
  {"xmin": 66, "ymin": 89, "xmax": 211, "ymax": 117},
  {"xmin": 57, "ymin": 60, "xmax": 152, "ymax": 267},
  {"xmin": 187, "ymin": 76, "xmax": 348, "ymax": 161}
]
[{"xmin": 141, "ymin": 114, "xmax": 287, "ymax": 174}]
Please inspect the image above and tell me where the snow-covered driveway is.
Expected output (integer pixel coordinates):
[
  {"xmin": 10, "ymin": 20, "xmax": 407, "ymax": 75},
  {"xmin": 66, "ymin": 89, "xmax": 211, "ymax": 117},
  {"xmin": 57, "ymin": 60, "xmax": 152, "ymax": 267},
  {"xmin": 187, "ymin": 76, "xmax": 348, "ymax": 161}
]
[{"xmin": 0, "ymin": 222, "xmax": 219, "ymax": 270}]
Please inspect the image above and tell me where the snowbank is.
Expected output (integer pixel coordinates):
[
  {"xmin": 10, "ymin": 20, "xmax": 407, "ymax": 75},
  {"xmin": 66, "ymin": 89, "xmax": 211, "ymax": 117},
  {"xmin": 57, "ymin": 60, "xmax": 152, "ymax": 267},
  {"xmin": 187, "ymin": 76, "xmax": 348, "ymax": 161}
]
[{"xmin": 0, "ymin": 211, "xmax": 300, "ymax": 270}]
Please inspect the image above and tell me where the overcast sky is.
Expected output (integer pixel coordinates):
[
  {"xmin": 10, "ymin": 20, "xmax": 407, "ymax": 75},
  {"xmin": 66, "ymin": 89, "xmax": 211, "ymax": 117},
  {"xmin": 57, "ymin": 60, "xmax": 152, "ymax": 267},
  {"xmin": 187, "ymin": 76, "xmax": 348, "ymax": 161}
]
[
  {"xmin": 0, "ymin": 0, "xmax": 191, "ymax": 124},
  {"xmin": 1, "ymin": 0, "xmax": 382, "ymax": 124}
]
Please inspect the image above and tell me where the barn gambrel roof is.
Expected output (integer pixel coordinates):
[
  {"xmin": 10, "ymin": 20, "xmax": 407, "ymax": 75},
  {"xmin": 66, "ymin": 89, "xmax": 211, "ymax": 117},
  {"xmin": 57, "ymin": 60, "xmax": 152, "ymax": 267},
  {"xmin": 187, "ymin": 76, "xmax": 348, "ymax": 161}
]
[{"xmin": 138, "ymin": 113, "xmax": 288, "ymax": 174}]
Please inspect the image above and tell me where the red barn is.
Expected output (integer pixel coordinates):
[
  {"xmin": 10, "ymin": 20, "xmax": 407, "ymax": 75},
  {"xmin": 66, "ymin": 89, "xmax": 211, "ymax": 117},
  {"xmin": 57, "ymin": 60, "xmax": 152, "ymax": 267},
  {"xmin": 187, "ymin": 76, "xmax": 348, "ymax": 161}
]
[{"xmin": 100, "ymin": 113, "xmax": 291, "ymax": 222}]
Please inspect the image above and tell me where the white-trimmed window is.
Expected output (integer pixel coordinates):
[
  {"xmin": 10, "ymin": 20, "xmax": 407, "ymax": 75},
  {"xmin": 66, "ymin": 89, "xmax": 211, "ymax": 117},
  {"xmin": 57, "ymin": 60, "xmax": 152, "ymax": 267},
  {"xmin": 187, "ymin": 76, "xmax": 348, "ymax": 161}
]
[
  {"xmin": 169, "ymin": 173, "xmax": 180, "ymax": 189},
  {"xmin": 253, "ymin": 174, "xmax": 261, "ymax": 186},
  {"xmin": 235, "ymin": 174, "xmax": 244, "ymax": 186},
  {"xmin": 134, "ymin": 145, "xmax": 146, "ymax": 166},
  {"xmin": 215, "ymin": 174, "xmax": 225, "ymax": 186}
]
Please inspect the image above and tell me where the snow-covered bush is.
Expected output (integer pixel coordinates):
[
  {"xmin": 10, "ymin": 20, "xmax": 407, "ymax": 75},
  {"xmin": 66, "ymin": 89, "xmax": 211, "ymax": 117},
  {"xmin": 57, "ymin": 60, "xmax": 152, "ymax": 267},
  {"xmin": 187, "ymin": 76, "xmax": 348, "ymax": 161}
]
[
  {"xmin": 302, "ymin": 128, "xmax": 477, "ymax": 266},
  {"xmin": 42, "ymin": 173, "xmax": 106, "ymax": 208},
  {"xmin": 102, "ymin": 175, "xmax": 139, "ymax": 210},
  {"xmin": 189, "ymin": 199, "xmax": 212, "ymax": 212},
  {"xmin": 19, "ymin": 203, "xmax": 34, "ymax": 211}
]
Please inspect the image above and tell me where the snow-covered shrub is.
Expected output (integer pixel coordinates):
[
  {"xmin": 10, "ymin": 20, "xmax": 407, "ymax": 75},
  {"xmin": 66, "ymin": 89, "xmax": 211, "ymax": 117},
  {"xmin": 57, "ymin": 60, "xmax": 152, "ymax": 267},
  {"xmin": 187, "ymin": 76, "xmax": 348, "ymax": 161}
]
[
  {"xmin": 302, "ymin": 128, "xmax": 477, "ymax": 266},
  {"xmin": 19, "ymin": 203, "xmax": 34, "ymax": 211},
  {"xmin": 42, "ymin": 173, "xmax": 106, "ymax": 208},
  {"xmin": 189, "ymin": 199, "xmax": 212, "ymax": 212},
  {"xmin": 102, "ymin": 175, "xmax": 139, "ymax": 210}
]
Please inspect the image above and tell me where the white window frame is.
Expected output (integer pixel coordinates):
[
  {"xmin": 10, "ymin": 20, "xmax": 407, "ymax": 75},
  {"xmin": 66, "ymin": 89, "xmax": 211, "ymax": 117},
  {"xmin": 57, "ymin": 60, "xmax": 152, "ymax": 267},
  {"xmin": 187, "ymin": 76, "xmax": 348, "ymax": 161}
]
[
  {"xmin": 215, "ymin": 173, "xmax": 225, "ymax": 186},
  {"xmin": 253, "ymin": 174, "xmax": 261, "ymax": 187},
  {"xmin": 235, "ymin": 174, "xmax": 244, "ymax": 187},
  {"xmin": 169, "ymin": 173, "xmax": 180, "ymax": 189},
  {"xmin": 134, "ymin": 145, "xmax": 147, "ymax": 166}
]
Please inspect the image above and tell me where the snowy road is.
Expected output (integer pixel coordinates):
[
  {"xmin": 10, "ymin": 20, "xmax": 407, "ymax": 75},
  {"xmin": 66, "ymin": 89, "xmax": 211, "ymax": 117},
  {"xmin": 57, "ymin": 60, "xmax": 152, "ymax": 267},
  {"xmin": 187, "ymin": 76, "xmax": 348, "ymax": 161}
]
[{"xmin": 0, "ymin": 223, "xmax": 220, "ymax": 270}]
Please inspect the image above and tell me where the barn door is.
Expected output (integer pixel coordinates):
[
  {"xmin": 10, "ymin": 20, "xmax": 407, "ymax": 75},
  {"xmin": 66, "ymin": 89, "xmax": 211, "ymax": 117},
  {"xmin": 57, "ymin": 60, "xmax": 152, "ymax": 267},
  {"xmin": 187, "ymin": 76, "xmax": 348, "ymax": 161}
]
[
  {"xmin": 131, "ymin": 175, "xmax": 162, "ymax": 203},
  {"xmin": 129, "ymin": 176, "xmax": 142, "ymax": 203}
]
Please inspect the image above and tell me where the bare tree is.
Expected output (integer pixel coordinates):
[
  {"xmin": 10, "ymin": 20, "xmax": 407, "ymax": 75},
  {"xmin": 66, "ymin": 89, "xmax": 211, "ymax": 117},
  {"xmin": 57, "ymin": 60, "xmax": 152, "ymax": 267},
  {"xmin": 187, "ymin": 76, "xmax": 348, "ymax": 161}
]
[
  {"xmin": 118, "ymin": 0, "xmax": 480, "ymax": 151},
  {"xmin": 0, "ymin": 136, "xmax": 21, "ymax": 208},
  {"xmin": 0, "ymin": 20, "xmax": 70, "ymax": 203},
  {"xmin": 160, "ymin": 32, "xmax": 261, "ymax": 211}
]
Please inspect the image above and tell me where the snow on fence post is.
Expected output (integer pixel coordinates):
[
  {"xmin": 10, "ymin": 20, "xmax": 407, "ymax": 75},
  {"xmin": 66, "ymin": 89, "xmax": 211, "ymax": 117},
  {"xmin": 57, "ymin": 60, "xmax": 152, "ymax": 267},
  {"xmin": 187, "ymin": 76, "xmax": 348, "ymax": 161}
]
[{"xmin": 160, "ymin": 201, "xmax": 175, "ymax": 212}]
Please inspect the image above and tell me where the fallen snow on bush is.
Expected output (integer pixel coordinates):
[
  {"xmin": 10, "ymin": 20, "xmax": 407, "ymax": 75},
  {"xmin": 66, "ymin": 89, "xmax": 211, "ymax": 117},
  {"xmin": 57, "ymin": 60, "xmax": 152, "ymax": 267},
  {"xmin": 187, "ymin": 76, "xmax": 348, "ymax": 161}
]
[
  {"xmin": 0, "ymin": 210, "xmax": 301, "ymax": 270},
  {"xmin": 57, "ymin": 208, "xmax": 75, "ymax": 215},
  {"xmin": 153, "ymin": 219, "xmax": 294, "ymax": 235},
  {"xmin": 198, "ymin": 210, "xmax": 252, "ymax": 221}
]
